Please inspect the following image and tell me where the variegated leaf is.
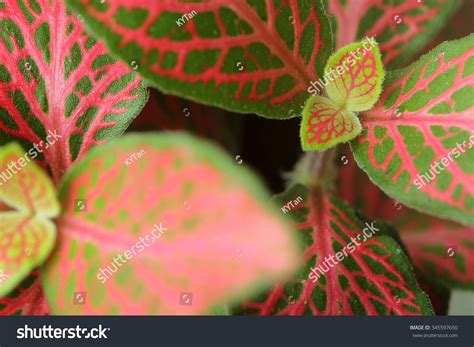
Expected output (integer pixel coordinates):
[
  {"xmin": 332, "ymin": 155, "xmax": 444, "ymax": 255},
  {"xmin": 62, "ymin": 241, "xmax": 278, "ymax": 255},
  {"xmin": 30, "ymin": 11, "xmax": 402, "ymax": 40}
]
[
  {"xmin": 42, "ymin": 133, "xmax": 301, "ymax": 314},
  {"xmin": 233, "ymin": 184, "xmax": 433, "ymax": 315},
  {"xmin": 0, "ymin": 0, "xmax": 147, "ymax": 183},
  {"xmin": 65, "ymin": 0, "xmax": 334, "ymax": 119},
  {"xmin": 352, "ymin": 35, "xmax": 474, "ymax": 226}
]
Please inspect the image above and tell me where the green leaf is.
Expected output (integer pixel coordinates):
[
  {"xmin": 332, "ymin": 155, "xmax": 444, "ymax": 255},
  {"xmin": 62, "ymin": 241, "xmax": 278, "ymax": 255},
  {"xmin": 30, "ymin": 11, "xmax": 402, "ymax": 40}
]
[
  {"xmin": 0, "ymin": 143, "xmax": 59, "ymax": 297},
  {"xmin": 324, "ymin": 38, "xmax": 384, "ymax": 112},
  {"xmin": 328, "ymin": 0, "xmax": 461, "ymax": 68},
  {"xmin": 233, "ymin": 184, "xmax": 433, "ymax": 315},
  {"xmin": 65, "ymin": 0, "xmax": 334, "ymax": 119},
  {"xmin": 352, "ymin": 35, "xmax": 474, "ymax": 226},
  {"xmin": 300, "ymin": 95, "xmax": 360, "ymax": 150}
]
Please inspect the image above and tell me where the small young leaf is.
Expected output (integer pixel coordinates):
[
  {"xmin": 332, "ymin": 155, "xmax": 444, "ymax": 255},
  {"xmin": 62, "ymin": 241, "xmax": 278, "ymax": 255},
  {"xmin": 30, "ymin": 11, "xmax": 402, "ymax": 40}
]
[
  {"xmin": 0, "ymin": 0, "xmax": 147, "ymax": 183},
  {"xmin": 65, "ymin": 0, "xmax": 334, "ymax": 119},
  {"xmin": 0, "ymin": 143, "xmax": 59, "ymax": 297},
  {"xmin": 300, "ymin": 96, "xmax": 360, "ymax": 151},
  {"xmin": 42, "ymin": 133, "xmax": 301, "ymax": 314},
  {"xmin": 352, "ymin": 35, "xmax": 474, "ymax": 226},
  {"xmin": 328, "ymin": 0, "xmax": 461, "ymax": 68},
  {"xmin": 324, "ymin": 38, "xmax": 384, "ymax": 112},
  {"xmin": 234, "ymin": 185, "xmax": 433, "ymax": 315}
]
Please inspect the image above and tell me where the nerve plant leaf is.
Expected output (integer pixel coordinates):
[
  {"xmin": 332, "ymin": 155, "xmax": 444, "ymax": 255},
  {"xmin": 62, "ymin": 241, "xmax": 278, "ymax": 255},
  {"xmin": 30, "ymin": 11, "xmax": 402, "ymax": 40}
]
[
  {"xmin": 337, "ymin": 150, "xmax": 474, "ymax": 290},
  {"xmin": 397, "ymin": 214, "xmax": 474, "ymax": 290},
  {"xmin": 0, "ymin": 271, "xmax": 49, "ymax": 315},
  {"xmin": 300, "ymin": 96, "xmax": 360, "ymax": 151},
  {"xmin": 324, "ymin": 38, "xmax": 384, "ymax": 112},
  {"xmin": 233, "ymin": 185, "xmax": 433, "ymax": 315},
  {"xmin": 352, "ymin": 35, "xmax": 474, "ymax": 226},
  {"xmin": 65, "ymin": 0, "xmax": 334, "ymax": 119},
  {"xmin": 328, "ymin": 0, "xmax": 461, "ymax": 68},
  {"xmin": 42, "ymin": 133, "xmax": 301, "ymax": 314},
  {"xmin": 0, "ymin": 143, "xmax": 59, "ymax": 297},
  {"xmin": 0, "ymin": 0, "xmax": 147, "ymax": 183},
  {"xmin": 301, "ymin": 39, "xmax": 383, "ymax": 150}
]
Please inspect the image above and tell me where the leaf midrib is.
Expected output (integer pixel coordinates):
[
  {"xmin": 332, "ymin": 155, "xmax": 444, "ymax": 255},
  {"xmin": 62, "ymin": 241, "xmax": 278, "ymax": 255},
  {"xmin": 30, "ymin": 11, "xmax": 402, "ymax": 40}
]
[{"xmin": 229, "ymin": 0, "xmax": 315, "ymax": 88}]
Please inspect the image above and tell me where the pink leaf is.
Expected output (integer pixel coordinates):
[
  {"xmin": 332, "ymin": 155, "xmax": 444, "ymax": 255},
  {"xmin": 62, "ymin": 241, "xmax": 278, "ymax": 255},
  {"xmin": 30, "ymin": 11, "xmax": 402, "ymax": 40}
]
[{"xmin": 41, "ymin": 133, "xmax": 301, "ymax": 314}]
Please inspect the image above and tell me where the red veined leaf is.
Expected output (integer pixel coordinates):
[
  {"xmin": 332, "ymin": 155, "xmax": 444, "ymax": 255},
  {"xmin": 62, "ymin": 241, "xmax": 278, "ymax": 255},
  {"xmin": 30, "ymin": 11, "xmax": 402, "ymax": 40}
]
[
  {"xmin": 337, "ymin": 145, "xmax": 406, "ymax": 220},
  {"xmin": 0, "ymin": 143, "xmax": 58, "ymax": 216},
  {"xmin": 65, "ymin": 0, "xmax": 334, "ymax": 119},
  {"xmin": 130, "ymin": 90, "xmax": 242, "ymax": 152},
  {"xmin": 397, "ymin": 213, "xmax": 474, "ymax": 290},
  {"xmin": 324, "ymin": 38, "xmax": 384, "ymax": 112},
  {"xmin": 424, "ymin": 1, "xmax": 472, "ymax": 53},
  {"xmin": 233, "ymin": 184, "xmax": 433, "ymax": 315},
  {"xmin": 337, "ymin": 147, "xmax": 474, "ymax": 290},
  {"xmin": 0, "ymin": 271, "xmax": 49, "ymax": 315},
  {"xmin": 300, "ymin": 96, "xmax": 360, "ymax": 150},
  {"xmin": 0, "ymin": 0, "xmax": 147, "ymax": 183},
  {"xmin": 0, "ymin": 143, "xmax": 59, "ymax": 297},
  {"xmin": 328, "ymin": 0, "xmax": 461, "ymax": 68},
  {"xmin": 336, "ymin": 149, "xmax": 452, "ymax": 314},
  {"xmin": 41, "ymin": 133, "xmax": 301, "ymax": 314},
  {"xmin": 351, "ymin": 35, "xmax": 474, "ymax": 226},
  {"xmin": 417, "ymin": 277, "xmax": 450, "ymax": 315}
]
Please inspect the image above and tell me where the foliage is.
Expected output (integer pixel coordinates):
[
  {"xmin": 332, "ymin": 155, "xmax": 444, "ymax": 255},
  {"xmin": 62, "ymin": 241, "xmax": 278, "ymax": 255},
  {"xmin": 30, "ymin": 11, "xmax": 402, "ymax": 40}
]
[{"xmin": 0, "ymin": 0, "xmax": 472, "ymax": 316}]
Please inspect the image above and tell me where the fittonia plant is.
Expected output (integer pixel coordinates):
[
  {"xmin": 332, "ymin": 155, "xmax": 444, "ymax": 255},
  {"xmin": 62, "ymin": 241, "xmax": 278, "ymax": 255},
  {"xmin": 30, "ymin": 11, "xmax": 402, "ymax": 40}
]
[{"xmin": 0, "ymin": 0, "xmax": 472, "ymax": 316}]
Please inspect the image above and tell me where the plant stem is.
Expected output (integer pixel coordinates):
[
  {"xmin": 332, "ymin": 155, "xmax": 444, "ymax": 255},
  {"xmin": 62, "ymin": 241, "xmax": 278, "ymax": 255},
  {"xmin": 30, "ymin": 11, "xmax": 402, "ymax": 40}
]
[{"xmin": 292, "ymin": 147, "xmax": 337, "ymax": 190}]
